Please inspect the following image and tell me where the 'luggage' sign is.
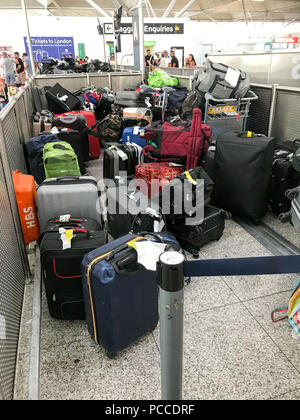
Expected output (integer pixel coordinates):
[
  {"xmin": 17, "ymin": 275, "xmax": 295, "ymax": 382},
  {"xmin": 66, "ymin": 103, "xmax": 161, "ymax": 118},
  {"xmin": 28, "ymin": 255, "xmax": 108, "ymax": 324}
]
[{"xmin": 104, "ymin": 23, "xmax": 184, "ymax": 35}]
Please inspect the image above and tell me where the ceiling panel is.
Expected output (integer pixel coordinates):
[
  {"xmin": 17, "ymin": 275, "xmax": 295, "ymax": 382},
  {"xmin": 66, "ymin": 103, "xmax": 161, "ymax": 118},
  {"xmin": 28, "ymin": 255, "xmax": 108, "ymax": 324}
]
[{"xmin": 0, "ymin": 0, "xmax": 300, "ymax": 21}]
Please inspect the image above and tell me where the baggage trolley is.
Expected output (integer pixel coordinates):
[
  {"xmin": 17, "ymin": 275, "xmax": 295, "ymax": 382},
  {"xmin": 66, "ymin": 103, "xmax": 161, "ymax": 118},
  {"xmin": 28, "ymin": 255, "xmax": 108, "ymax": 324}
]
[{"xmin": 203, "ymin": 90, "xmax": 258, "ymax": 131}]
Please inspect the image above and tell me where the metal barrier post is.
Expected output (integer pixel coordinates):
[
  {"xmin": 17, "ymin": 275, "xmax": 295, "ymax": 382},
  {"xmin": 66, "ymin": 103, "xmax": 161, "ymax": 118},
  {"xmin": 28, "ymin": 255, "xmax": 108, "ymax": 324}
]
[
  {"xmin": 268, "ymin": 83, "xmax": 278, "ymax": 137},
  {"xmin": 157, "ymin": 251, "xmax": 185, "ymax": 400}
]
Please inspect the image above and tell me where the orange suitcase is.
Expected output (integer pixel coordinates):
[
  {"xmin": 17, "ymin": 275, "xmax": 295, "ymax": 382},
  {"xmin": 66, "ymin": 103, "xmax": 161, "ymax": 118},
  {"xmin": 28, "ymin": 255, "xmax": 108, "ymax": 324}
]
[{"xmin": 12, "ymin": 170, "xmax": 40, "ymax": 244}]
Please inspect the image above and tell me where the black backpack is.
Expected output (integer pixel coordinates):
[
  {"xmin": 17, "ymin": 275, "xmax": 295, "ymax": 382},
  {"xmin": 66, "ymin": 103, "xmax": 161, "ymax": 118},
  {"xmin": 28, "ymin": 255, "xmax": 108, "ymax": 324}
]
[
  {"xmin": 95, "ymin": 94, "xmax": 114, "ymax": 120},
  {"xmin": 182, "ymin": 91, "xmax": 205, "ymax": 120}
]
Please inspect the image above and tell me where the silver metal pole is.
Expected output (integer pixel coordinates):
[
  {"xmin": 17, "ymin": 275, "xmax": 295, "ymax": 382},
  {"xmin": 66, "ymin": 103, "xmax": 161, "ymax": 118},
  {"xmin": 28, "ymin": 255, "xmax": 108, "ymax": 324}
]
[
  {"xmin": 138, "ymin": 3, "xmax": 145, "ymax": 81},
  {"xmin": 21, "ymin": 0, "xmax": 36, "ymax": 77},
  {"xmin": 268, "ymin": 83, "xmax": 278, "ymax": 137},
  {"xmin": 157, "ymin": 251, "xmax": 185, "ymax": 400}
]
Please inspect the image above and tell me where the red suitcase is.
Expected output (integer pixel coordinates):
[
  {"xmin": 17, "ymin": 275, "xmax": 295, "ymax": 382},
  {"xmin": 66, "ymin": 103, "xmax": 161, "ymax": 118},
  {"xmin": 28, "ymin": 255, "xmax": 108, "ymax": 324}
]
[{"xmin": 61, "ymin": 111, "xmax": 101, "ymax": 158}]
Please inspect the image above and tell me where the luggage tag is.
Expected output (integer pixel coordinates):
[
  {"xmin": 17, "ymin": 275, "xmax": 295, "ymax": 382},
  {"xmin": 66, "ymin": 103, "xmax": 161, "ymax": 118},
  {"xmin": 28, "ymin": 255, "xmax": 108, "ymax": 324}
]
[
  {"xmin": 109, "ymin": 145, "xmax": 128, "ymax": 161},
  {"xmin": 184, "ymin": 171, "xmax": 197, "ymax": 186},
  {"xmin": 59, "ymin": 228, "xmax": 74, "ymax": 250},
  {"xmin": 59, "ymin": 214, "xmax": 71, "ymax": 223},
  {"xmin": 50, "ymin": 126, "xmax": 59, "ymax": 134},
  {"xmin": 133, "ymin": 126, "xmax": 140, "ymax": 135}
]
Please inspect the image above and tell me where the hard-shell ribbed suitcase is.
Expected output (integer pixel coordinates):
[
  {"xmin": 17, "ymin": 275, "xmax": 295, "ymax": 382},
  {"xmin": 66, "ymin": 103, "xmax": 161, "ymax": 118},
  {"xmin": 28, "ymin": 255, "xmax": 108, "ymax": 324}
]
[
  {"xmin": 103, "ymin": 143, "xmax": 140, "ymax": 182},
  {"xmin": 40, "ymin": 220, "xmax": 107, "ymax": 320},
  {"xmin": 37, "ymin": 176, "xmax": 102, "ymax": 232},
  {"xmin": 12, "ymin": 171, "xmax": 40, "ymax": 244},
  {"xmin": 43, "ymin": 141, "xmax": 81, "ymax": 179},
  {"xmin": 121, "ymin": 127, "xmax": 147, "ymax": 148},
  {"xmin": 167, "ymin": 205, "xmax": 229, "ymax": 258},
  {"xmin": 81, "ymin": 233, "xmax": 179, "ymax": 356}
]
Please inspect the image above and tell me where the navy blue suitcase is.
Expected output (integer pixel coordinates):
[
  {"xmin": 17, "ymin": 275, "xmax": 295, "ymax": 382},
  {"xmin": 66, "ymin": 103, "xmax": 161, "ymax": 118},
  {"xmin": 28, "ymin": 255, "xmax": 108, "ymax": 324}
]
[{"xmin": 81, "ymin": 233, "xmax": 179, "ymax": 357}]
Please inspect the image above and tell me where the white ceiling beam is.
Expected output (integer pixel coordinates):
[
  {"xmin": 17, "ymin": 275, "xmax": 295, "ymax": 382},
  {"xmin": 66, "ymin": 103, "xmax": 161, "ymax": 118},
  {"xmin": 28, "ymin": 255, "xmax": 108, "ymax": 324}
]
[
  {"xmin": 241, "ymin": 0, "xmax": 249, "ymax": 25},
  {"xmin": 146, "ymin": 0, "xmax": 156, "ymax": 18},
  {"xmin": 162, "ymin": 0, "xmax": 176, "ymax": 18},
  {"xmin": 175, "ymin": 0, "xmax": 197, "ymax": 18},
  {"xmin": 85, "ymin": 0, "xmax": 111, "ymax": 18}
]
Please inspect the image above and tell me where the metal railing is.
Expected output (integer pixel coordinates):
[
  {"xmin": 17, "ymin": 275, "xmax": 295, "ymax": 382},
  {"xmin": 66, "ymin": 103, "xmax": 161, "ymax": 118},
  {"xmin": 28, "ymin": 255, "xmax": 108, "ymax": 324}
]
[{"xmin": 0, "ymin": 80, "xmax": 34, "ymax": 400}]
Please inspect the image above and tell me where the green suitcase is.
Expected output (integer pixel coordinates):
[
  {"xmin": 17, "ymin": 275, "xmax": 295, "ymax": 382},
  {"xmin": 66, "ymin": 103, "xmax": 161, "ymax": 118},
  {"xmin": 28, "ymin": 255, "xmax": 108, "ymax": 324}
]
[{"xmin": 43, "ymin": 141, "xmax": 81, "ymax": 179}]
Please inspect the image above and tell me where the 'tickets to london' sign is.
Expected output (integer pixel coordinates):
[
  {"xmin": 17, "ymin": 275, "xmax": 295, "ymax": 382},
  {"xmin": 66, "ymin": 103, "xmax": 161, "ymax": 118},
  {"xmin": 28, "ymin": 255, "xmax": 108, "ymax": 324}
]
[{"xmin": 104, "ymin": 23, "xmax": 184, "ymax": 35}]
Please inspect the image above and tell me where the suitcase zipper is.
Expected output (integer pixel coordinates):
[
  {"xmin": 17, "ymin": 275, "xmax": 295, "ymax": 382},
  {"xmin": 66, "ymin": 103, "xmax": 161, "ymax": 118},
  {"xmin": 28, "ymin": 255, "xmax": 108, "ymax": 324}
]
[{"xmin": 86, "ymin": 236, "xmax": 144, "ymax": 344}]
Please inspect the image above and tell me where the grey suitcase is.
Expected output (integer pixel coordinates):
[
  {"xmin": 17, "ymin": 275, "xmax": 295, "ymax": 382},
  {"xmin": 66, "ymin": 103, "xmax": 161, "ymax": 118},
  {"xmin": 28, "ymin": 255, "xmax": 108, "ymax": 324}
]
[{"xmin": 37, "ymin": 175, "xmax": 102, "ymax": 232}]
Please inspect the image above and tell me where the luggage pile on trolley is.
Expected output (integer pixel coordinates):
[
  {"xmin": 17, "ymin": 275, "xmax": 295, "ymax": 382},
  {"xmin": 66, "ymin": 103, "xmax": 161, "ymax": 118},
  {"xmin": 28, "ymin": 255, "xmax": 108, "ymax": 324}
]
[{"xmin": 12, "ymin": 59, "xmax": 300, "ymax": 356}]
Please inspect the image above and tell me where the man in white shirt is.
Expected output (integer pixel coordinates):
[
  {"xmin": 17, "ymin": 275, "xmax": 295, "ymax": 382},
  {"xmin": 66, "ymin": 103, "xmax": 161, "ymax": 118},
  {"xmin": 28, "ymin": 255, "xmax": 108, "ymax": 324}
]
[
  {"xmin": 1, "ymin": 52, "xmax": 16, "ymax": 86},
  {"xmin": 159, "ymin": 50, "xmax": 171, "ymax": 68}
]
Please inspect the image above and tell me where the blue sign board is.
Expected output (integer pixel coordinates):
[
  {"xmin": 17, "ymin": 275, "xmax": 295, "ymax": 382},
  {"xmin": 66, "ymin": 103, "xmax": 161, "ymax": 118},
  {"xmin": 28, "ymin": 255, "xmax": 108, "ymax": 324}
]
[{"xmin": 24, "ymin": 36, "xmax": 75, "ymax": 61}]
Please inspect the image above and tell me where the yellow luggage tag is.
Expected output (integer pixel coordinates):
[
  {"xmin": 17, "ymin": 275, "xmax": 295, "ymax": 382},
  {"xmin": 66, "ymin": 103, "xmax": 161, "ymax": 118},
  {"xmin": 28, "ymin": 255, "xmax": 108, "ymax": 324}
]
[
  {"xmin": 247, "ymin": 131, "xmax": 253, "ymax": 138},
  {"xmin": 59, "ymin": 228, "xmax": 74, "ymax": 250},
  {"xmin": 184, "ymin": 171, "xmax": 197, "ymax": 185}
]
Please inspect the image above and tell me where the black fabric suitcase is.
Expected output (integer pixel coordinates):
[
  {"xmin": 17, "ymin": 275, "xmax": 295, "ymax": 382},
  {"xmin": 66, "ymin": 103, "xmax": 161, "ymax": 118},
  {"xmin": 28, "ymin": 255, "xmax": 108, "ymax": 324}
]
[
  {"xmin": 214, "ymin": 131, "xmax": 275, "ymax": 224},
  {"xmin": 167, "ymin": 205, "xmax": 229, "ymax": 258},
  {"xmin": 57, "ymin": 129, "xmax": 90, "ymax": 172},
  {"xmin": 81, "ymin": 233, "xmax": 179, "ymax": 356},
  {"xmin": 269, "ymin": 141, "xmax": 300, "ymax": 215},
  {"xmin": 46, "ymin": 83, "xmax": 82, "ymax": 113},
  {"xmin": 40, "ymin": 218, "xmax": 107, "ymax": 320}
]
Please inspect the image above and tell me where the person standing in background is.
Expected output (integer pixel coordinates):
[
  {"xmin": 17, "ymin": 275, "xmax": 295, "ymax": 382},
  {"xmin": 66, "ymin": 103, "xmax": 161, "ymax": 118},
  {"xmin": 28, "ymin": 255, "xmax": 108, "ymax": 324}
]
[
  {"xmin": 170, "ymin": 51, "xmax": 179, "ymax": 68},
  {"xmin": 160, "ymin": 50, "xmax": 170, "ymax": 68},
  {"xmin": 1, "ymin": 52, "xmax": 16, "ymax": 87},
  {"xmin": 22, "ymin": 53, "xmax": 32, "ymax": 79},
  {"xmin": 14, "ymin": 52, "xmax": 25, "ymax": 84},
  {"xmin": 145, "ymin": 49, "xmax": 152, "ymax": 67},
  {"xmin": 185, "ymin": 54, "xmax": 197, "ymax": 68}
]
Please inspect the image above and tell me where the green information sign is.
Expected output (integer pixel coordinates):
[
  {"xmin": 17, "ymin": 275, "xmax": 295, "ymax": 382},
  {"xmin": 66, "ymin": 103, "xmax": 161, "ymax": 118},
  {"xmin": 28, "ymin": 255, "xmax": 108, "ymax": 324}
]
[
  {"xmin": 78, "ymin": 43, "xmax": 85, "ymax": 59},
  {"xmin": 144, "ymin": 41, "xmax": 156, "ymax": 46}
]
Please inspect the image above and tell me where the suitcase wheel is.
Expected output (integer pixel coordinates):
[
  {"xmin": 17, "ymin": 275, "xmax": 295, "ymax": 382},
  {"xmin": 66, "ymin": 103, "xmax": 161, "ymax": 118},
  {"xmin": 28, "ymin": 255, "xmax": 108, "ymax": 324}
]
[
  {"xmin": 106, "ymin": 352, "xmax": 116, "ymax": 359},
  {"xmin": 278, "ymin": 211, "xmax": 291, "ymax": 224},
  {"xmin": 192, "ymin": 251, "xmax": 199, "ymax": 259}
]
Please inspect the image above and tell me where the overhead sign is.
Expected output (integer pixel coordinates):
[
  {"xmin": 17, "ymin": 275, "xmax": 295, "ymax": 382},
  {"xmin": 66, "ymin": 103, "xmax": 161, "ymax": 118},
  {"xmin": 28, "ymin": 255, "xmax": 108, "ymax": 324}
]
[
  {"xmin": 104, "ymin": 23, "xmax": 184, "ymax": 35},
  {"xmin": 274, "ymin": 37, "xmax": 299, "ymax": 43},
  {"xmin": 24, "ymin": 36, "xmax": 75, "ymax": 61}
]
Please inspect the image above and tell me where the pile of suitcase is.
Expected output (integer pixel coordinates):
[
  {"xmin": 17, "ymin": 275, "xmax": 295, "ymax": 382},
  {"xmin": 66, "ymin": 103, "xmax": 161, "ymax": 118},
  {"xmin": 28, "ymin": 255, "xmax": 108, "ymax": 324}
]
[{"xmin": 12, "ymin": 79, "xmax": 300, "ymax": 357}]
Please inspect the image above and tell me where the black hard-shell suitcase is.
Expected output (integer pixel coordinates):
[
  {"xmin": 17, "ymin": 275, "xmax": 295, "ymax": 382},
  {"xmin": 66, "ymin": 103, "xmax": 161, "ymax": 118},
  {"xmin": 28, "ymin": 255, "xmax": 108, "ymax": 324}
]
[
  {"xmin": 40, "ymin": 218, "xmax": 107, "ymax": 320},
  {"xmin": 103, "ymin": 143, "xmax": 140, "ymax": 182},
  {"xmin": 81, "ymin": 233, "xmax": 179, "ymax": 356},
  {"xmin": 46, "ymin": 83, "xmax": 81, "ymax": 113},
  {"xmin": 269, "ymin": 141, "xmax": 300, "ymax": 215},
  {"xmin": 167, "ymin": 205, "xmax": 229, "ymax": 258},
  {"xmin": 214, "ymin": 131, "xmax": 275, "ymax": 224},
  {"xmin": 57, "ymin": 129, "xmax": 89, "ymax": 172}
]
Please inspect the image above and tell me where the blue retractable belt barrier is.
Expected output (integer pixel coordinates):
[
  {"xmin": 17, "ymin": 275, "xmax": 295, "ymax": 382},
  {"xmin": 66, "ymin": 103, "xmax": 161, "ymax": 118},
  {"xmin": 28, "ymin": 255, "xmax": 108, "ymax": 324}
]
[
  {"xmin": 159, "ymin": 253, "xmax": 300, "ymax": 401},
  {"xmin": 183, "ymin": 255, "xmax": 300, "ymax": 278}
]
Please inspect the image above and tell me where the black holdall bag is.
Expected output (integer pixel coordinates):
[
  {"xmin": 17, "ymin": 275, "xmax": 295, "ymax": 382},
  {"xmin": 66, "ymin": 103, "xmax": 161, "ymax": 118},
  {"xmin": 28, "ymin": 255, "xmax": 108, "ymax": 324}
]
[
  {"xmin": 46, "ymin": 83, "xmax": 82, "ymax": 113},
  {"xmin": 40, "ymin": 217, "xmax": 107, "ymax": 320},
  {"xmin": 214, "ymin": 131, "xmax": 275, "ymax": 224},
  {"xmin": 269, "ymin": 140, "xmax": 300, "ymax": 215}
]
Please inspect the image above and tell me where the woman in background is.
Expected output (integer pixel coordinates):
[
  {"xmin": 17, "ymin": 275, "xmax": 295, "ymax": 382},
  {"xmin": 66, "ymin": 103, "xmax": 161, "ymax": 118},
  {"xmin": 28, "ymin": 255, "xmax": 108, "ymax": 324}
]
[{"xmin": 185, "ymin": 54, "xmax": 197, "ymax": 68}]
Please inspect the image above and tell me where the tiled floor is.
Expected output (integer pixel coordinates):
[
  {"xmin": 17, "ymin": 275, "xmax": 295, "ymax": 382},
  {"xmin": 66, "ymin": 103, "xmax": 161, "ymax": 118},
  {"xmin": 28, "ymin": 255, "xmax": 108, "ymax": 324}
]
[{"xmin": 13, "ymin": 158, "xmax": 300, "ymax": 400}]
